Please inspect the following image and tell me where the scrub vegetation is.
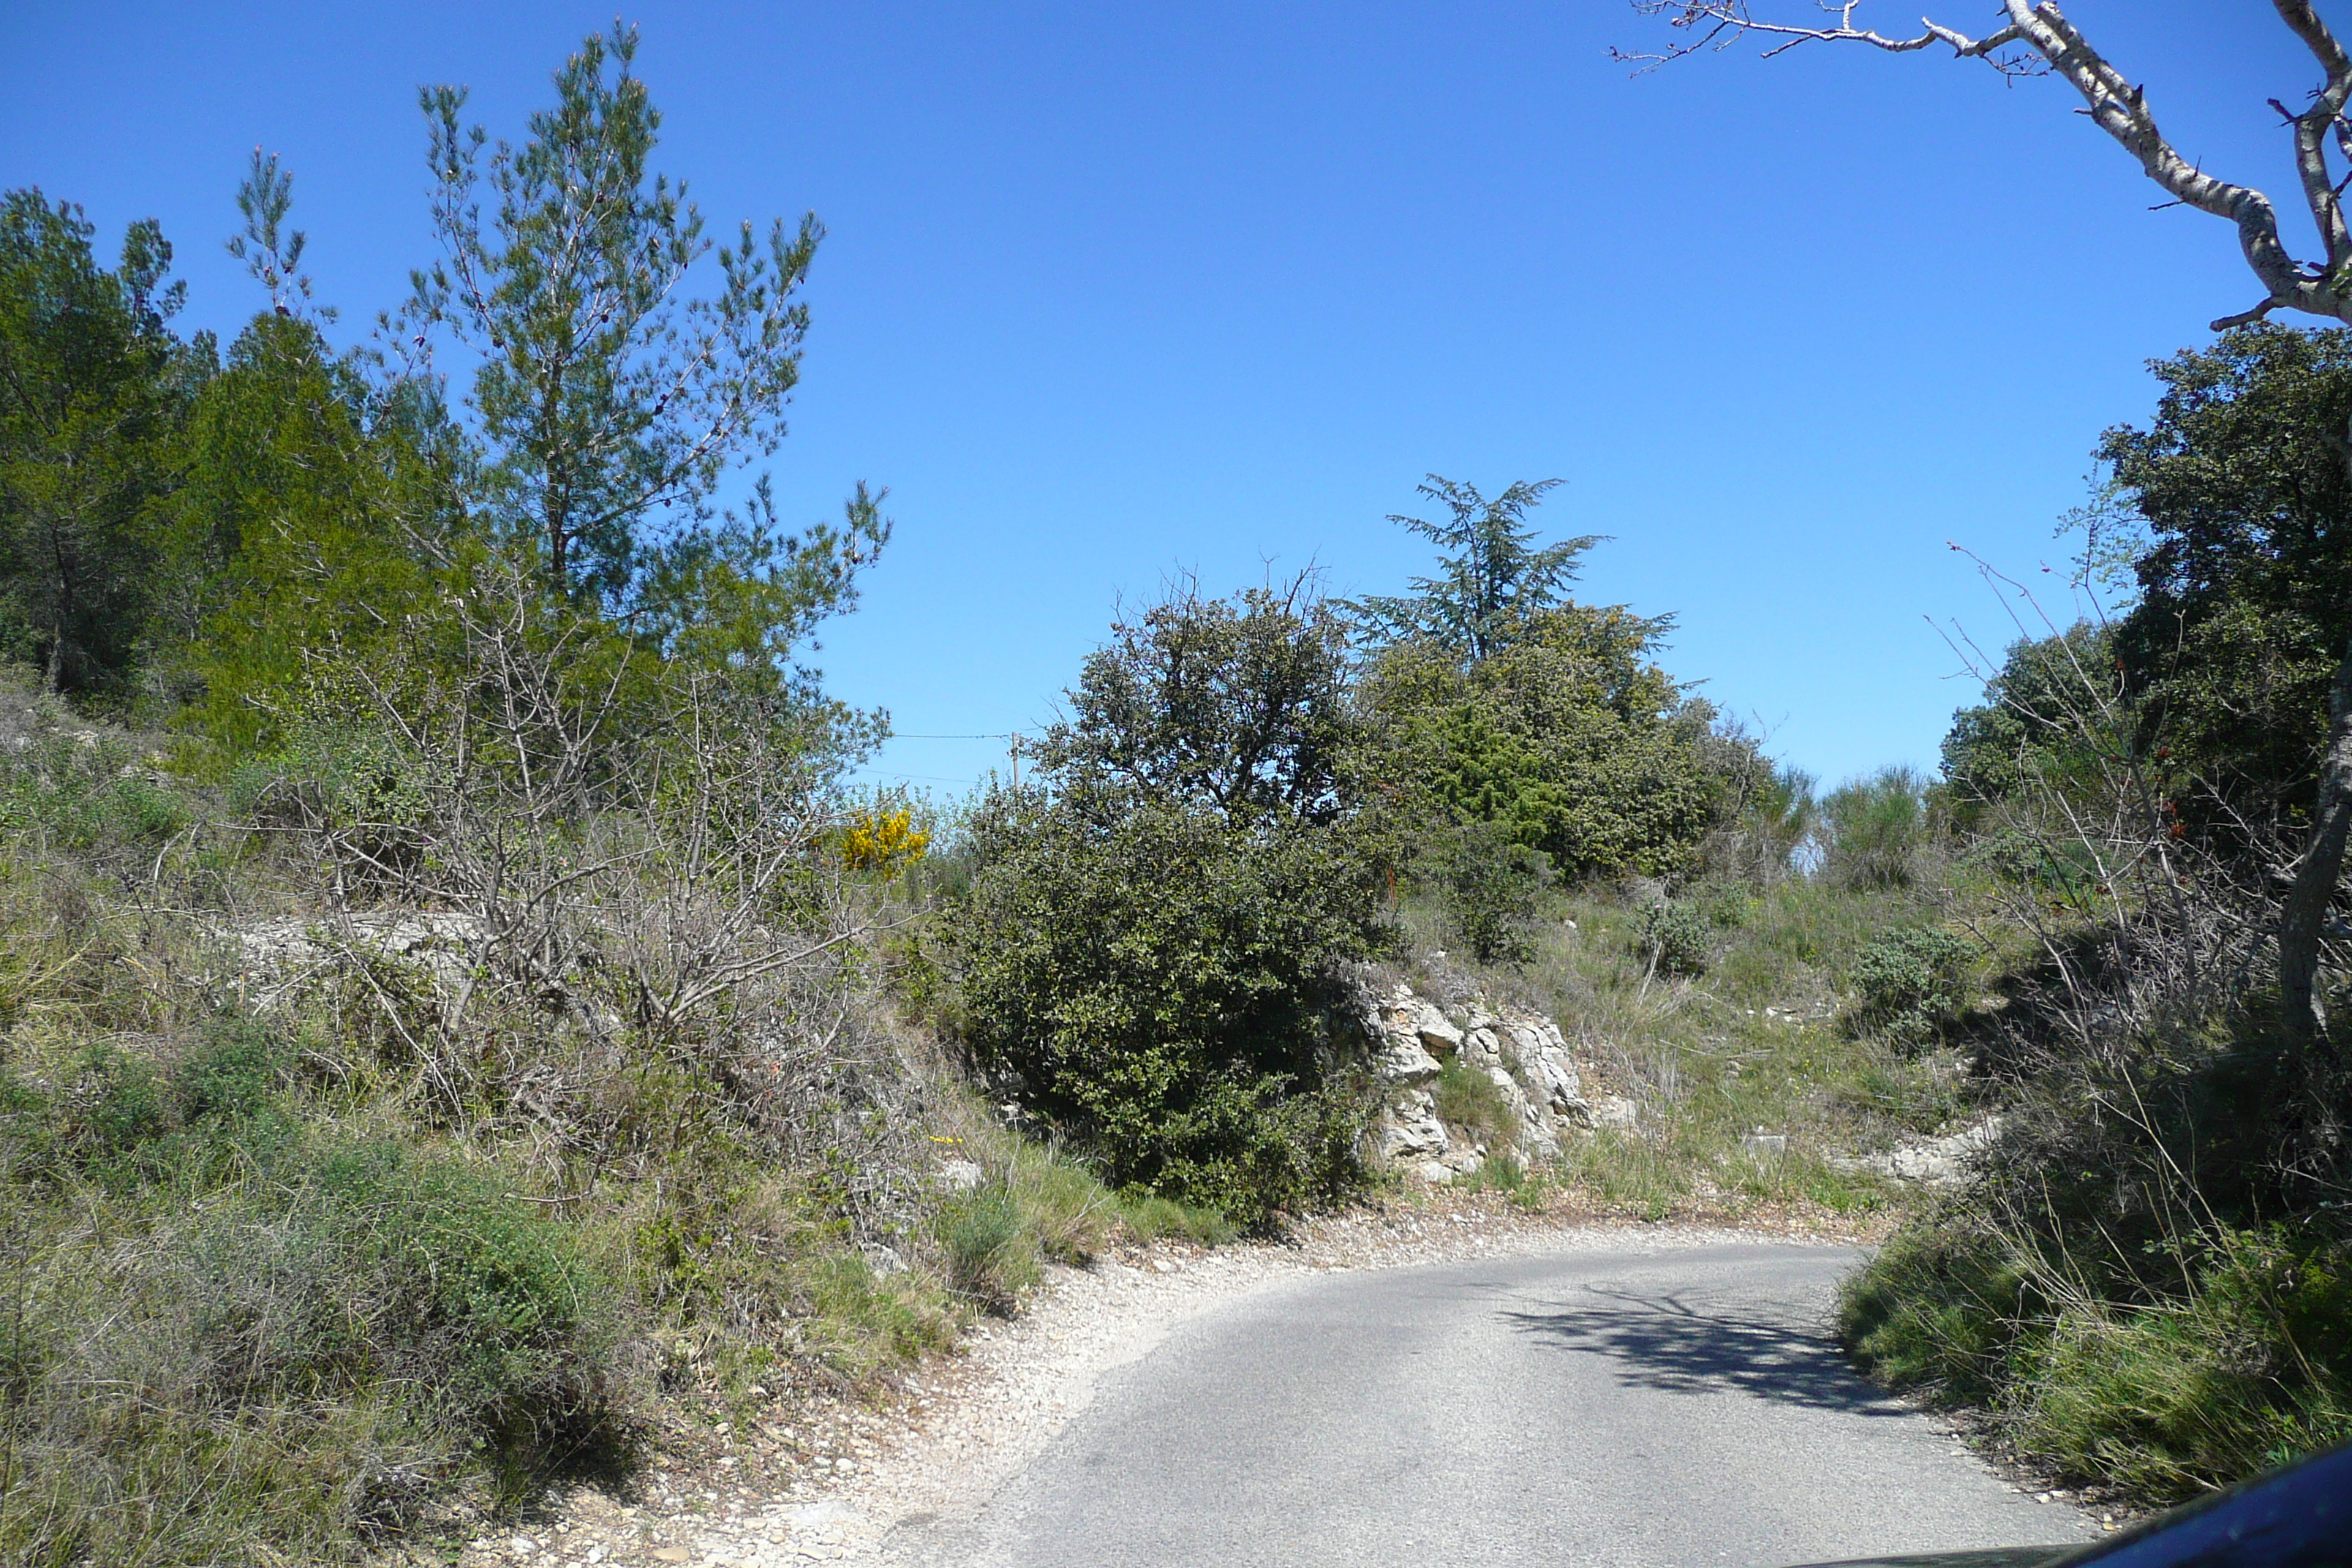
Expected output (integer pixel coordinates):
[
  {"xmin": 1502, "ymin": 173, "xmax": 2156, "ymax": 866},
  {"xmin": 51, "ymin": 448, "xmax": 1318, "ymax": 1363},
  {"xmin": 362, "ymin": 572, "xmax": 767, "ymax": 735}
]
[{"xmin": 5, "ymin": 15, "xmax": 2352, "ymax": 1560}]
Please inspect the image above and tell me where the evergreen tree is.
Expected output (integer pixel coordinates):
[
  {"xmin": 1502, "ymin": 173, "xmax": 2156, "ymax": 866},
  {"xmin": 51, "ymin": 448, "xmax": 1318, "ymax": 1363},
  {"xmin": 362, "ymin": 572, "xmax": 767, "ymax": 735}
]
[
  {"xmin": 1346, "ymin": 475, "xmax": 1597, "ymax": 663},
  {"xmin": 409, "ymin": 23, "xmax": 848, "ymax": 611},
  {"xmin": 0, "ymin": 190, "xmax": 202, "ymax": 697}
]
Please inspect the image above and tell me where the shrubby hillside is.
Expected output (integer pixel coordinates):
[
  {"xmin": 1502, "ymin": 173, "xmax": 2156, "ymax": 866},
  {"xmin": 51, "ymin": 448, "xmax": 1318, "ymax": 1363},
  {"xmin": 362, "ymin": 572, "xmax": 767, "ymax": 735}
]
[{"xmin": 7, "ymin": 20, "xmax": 2352, "ymax": 1561}]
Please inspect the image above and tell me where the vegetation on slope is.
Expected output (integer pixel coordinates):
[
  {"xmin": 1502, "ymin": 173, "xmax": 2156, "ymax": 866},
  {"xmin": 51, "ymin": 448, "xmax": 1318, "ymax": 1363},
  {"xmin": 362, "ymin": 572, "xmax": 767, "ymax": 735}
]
[{"xmin": 6, "ymin": 13, "xmax": 2352, "ymax": 1556}]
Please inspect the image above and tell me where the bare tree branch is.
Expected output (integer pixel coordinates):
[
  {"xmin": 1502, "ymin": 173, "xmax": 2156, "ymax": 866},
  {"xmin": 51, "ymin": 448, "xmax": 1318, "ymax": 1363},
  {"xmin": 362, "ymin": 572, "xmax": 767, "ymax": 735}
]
[
  {"xmin": 1623, "ymin": 1, "xmax": 2352, "ymax": 1048},
  {"xmin": 1622, "ymin": 1, "xmax": 2352, "ymax": 329}
]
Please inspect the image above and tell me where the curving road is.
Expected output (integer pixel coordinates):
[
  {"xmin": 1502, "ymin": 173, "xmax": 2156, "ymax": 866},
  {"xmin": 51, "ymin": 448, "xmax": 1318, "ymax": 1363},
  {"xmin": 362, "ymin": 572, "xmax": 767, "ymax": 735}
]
[{"xmin": 895, "ymin": 1241, "xmax": 2100, "ymax": 1568}]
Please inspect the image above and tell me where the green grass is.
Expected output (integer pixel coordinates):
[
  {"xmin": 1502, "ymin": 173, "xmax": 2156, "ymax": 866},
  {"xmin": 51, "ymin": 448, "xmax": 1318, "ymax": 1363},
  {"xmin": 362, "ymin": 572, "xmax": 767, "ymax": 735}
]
[
  {"xmin": 1840, "ymin": 1220, "xmax": 2352, "ymax": 1502},
  {"xmin": 0, "ymin": 701, "xmax": 1142, "ymax": 1565},
  {"xmin": 1400, "ymin": 870, "xmax": 1970, "ymax": 1222},
  {"xmin": 1431, "ymin": 1057, "xmax": 1512, "ymax": 1150}
]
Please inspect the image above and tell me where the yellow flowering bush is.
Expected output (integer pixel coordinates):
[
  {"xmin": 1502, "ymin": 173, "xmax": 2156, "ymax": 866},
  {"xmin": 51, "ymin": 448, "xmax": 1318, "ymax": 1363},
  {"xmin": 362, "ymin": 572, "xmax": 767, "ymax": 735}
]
[{"xmin": 841, "ymin": 805, "xmax": 930, "ymax": 872}]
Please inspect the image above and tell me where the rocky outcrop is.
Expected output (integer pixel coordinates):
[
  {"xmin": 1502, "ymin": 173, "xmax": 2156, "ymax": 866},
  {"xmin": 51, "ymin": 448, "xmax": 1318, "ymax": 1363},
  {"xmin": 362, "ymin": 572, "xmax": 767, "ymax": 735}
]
[
  {"xmin": 1359, "ymin": 981, "xmax": 1593, "ymax": 1183},
  {"xmin": 225, "ymin": 913, "xmax": 491, "ymax": 1010},
  {"xmin": 1831, "ymin": 1117, "xmax": 2003, "ymax": 1187}
]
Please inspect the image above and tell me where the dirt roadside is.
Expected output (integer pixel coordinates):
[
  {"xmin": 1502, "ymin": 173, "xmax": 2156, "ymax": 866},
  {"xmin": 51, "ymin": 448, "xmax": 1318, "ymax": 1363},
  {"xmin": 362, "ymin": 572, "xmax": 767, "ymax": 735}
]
[{"xmin": 449, "ymin": 1199, "xmax": 1880, "ymax": 1568}]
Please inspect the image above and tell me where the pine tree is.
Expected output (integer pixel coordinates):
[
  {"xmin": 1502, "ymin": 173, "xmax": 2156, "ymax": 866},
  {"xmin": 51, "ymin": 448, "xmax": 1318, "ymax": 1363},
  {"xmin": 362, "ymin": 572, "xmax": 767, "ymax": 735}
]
[{"xmin": 0, "ymin": 190, "xmax": 200, "ymax": 697}]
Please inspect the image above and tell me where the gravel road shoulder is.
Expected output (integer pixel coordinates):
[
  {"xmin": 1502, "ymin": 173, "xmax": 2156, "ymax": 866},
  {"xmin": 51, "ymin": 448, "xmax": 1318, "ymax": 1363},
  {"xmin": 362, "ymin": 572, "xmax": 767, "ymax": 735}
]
[{"xmin": 456, "ymin": 1203, "xmax": 1876, "ymax": 1568}]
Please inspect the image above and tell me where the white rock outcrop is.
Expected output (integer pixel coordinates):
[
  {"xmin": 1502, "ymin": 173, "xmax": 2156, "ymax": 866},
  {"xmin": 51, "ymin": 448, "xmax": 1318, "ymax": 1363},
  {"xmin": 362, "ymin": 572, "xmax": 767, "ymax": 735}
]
[
  {"xmin": 1832, "ymin": 1118, "xmax": 2004, "ymax": 1187},
  {"xmin": 1362, "ymin": 981, "xmax": 1594, "ymax": 1181}
]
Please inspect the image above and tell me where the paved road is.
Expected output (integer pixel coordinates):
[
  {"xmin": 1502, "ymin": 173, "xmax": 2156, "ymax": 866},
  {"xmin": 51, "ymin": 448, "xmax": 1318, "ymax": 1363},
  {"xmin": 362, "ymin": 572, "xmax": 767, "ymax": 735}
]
[{"xmin": 900, "ymin": 1241, "xmax": 2100, "ymax": 1568}]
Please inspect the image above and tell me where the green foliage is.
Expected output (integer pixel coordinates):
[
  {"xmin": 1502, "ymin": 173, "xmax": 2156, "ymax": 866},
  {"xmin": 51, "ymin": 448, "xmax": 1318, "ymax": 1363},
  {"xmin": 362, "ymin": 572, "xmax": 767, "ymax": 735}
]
[
  {"xmin": 412, "ymin": 23, "xmax": 843, "ymax": 619},
  {"xmin": 0, "ymin": 187, "xmax": 203, "ymax": 700},
  {"xmin": 935, "ymin": 1183, "xmax": 1037, "ymax": 1311},
  {"xmin": 0, "ymin": 721, "xmax": 192, "ymax": 854},
  {"xmin": 1346, "ymin": 475, "xmax": 1598, "ymax": 661},
  {"xmin": 174, "ymin": 1017, "xmax": 283, "ymax": 1124},
  {"xmin": 1817, "ymin": 766, "xmax": 1939, "ymax": 891},
  {"xmin": 1431, "ymin": 817, "xmax": 1549, "ymax": 965},
  {"xmin": 1366, "ymin": 603, "xmax": 1727, "ymax": 881},
  {"xmin": 1843, "ymin": 1221, "xmax": 2352, "ymax": 1501},
  {"xmin": 0, "ymin": 990, "xmax": 623, "ymax": 1565},
  {"xmin": 956, "ymin": 793, "xmax": 1376, "ymax": 1225},
  {"xmin": 1637, "ymin": 900, "xmax": 1711, "ymax": 978},
  {"xmin": 1049, "ymin": 576, "xmax": 1362, "ymax": 822},
  {"xmin": 1115, "ymin": 1192, "xmax": 1240, "ymax": 1247},
  {"xmin": 2100, "ymin": 324, "xmax": 2352, "ymax": 835},
  {"xmin": 1847, "ymin": 927, "xmax": 1972, "ymax": 1044},
  {"xmin": 268, "ymin": 1137, "xmax": 617, "ymax": 1440},
  {"xmin": 170, "ymin": 310, "xmax": 455, "ymax": 753},
  {"xmin": 1942, "ymin": 623, "xmax": 2118, "ymax": 819},
  {"xmin": 1432, "ymin": 1056, "xmax": 1511, "ymax": 1148},
  {"xmin": 952, "ymin": 582, "xmax": 1382, "ymax": 1226}
]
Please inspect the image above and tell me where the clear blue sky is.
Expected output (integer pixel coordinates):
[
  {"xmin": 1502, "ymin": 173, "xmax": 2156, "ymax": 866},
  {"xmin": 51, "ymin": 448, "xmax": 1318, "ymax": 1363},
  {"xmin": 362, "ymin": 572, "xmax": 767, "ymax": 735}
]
[{"xmin": 3, "ymin": 3, "xmax": 2321, "ymax": 794}]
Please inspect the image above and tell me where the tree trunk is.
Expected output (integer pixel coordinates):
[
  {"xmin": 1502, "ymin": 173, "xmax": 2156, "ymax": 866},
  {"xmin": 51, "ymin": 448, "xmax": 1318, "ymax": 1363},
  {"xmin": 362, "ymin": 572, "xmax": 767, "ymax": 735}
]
[{"xmin": 2280, "ymin": 634, "xmax": 2352, "ymax": 1050}]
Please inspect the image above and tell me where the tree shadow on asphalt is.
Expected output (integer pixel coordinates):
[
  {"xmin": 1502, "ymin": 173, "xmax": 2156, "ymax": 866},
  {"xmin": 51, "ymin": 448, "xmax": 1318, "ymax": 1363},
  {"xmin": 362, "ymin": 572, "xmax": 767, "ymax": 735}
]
[{"xmin": 1499, "ymin": 1286, "xmax": 1909, "ymax": 1415}]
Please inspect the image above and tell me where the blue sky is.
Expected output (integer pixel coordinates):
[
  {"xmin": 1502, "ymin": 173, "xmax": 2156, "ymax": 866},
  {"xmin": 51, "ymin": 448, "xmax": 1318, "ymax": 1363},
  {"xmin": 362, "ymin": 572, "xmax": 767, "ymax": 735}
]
[{"xmin": 3, "ymin": 3, "xmax": 2323, "ymax": 794}]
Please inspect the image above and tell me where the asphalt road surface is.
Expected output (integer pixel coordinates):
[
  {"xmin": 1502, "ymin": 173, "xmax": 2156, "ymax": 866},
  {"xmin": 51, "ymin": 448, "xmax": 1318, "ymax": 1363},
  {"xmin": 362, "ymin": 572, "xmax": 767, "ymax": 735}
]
[{"xmin": 900, "ymin": 1240, "xmax": 2100, "ymax": 1568}]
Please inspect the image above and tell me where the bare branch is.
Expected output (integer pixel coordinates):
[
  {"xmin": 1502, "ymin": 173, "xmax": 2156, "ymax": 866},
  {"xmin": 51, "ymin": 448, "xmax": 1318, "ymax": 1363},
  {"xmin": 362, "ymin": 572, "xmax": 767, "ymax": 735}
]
[
  {"xmin": 2211, "ymin": 299, "xmax": 2281, "ymax": 331},
  {"xmin": 1622, "ymin": 1, "xmax": 2352, "ymax": 328},
  {"xmin": 1613, "ymin": 1, "xmax": 2033, "ymax": 75}
]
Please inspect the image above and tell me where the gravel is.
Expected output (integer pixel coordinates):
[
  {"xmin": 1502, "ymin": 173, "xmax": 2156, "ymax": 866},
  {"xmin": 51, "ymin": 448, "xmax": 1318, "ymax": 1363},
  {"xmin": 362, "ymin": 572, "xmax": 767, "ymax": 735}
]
[{"xmin": 454, "ymin": 1205, "xmax": 1867, "ymax": 1568}]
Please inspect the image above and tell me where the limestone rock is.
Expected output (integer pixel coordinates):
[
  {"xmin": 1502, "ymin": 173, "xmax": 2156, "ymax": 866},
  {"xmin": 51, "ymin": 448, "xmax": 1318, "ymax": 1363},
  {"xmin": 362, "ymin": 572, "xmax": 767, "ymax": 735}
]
[
  {"xmin": 1357, "ymin": 978, "xmax": 1598, "ymax": 1183},
  {"xmin": 1377, "ymin": 1090, "xmax": 1449, "ymax": 1162},
  {"xmin": 1410, "ymin": 1001, "xmax": 1464, "ymax": 1058},
  {"xmin": 1833, "ymin": 1118, "xmax": 2002, "ymax": 1187},
  {"xmin": 1375, "ymin": 1034, "xmax": 1443, "ymax": 1085},
  {"xmin": 1501, "ymin": 1011, "xmax": 1589, "ymax": 1125}
]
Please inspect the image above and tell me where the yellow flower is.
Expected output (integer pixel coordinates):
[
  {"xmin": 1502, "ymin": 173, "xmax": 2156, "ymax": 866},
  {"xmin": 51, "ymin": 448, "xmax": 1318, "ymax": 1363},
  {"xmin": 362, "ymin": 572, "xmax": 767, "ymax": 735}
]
[{"xmin": 842, "ymin": 806, "xmax": 930, "ymax": 872}]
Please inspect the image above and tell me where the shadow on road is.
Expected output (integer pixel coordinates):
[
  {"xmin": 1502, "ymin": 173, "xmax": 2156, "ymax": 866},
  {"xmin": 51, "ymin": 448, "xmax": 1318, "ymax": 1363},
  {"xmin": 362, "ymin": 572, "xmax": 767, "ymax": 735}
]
[{"xmin": 1499, "ymin": 1286, "xmax": 1907, "ymax": 1414}]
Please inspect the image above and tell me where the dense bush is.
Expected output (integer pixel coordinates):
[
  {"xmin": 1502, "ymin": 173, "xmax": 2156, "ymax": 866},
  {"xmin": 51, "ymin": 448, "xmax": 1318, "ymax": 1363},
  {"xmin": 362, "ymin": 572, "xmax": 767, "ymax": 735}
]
[
  {"xmin": 1842, "ymin": 1216, "xmax": 2352, "ymax": 1501},
  {"xmin": 1847, "ymin": 927, "xmax": 1972, "ymax": 1044},
  {"xmin": 956, "ymin": 791, "xmax": 1376, "ymax": 1225},
  {"xmin": 0, "ymin": 717, "xmax": 190, "ymax": 854},
  {"xmin": 1638, "ymin": 899, "xmax": 1711, "ymax": 979},
  {"xmin": 1365, "ymin": 603, "xmax": 1730, "ymax": 881},
  {"xmin": 1432, "ymin": 817, "xmax": 1550, "ymax": 966},
  {"xmin": 1941, "ymin": 623, "xmax": 2117, "ymax": 823},
  {"xmin": 0, "ymin": 1117, "xmax": 621, "ymax": 1564},
  {"xmin": 2101, "ymin": 325, "xmax": 2352, "ymax": 840},
  {"xmin": 1817, "ymin": 766, "xmax": 1940, "ymax": 891},
  {"xmin": 951, "ymin": 582, "xmax": 1384, "ymax": 1226}
]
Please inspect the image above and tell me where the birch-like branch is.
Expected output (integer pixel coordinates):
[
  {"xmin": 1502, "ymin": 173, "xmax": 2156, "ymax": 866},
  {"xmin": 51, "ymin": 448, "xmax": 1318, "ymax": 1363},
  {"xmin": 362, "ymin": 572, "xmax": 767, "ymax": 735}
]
[{"xmin": 1621, "ymin": 1, "xmax": 2352, "ymax": 331}]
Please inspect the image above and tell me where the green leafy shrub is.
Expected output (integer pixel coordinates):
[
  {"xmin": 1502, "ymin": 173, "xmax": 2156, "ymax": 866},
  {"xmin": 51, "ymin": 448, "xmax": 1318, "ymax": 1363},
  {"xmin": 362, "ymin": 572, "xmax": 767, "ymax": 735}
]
[
  {"xmin": 0, "ymin": 1131, "xmax": 622, "ymax": 1567},
  {"xmin": 1433, "ymin": 818, "xmax": 1549, "ymax": 966},
  {"xmin": 1433, "ymin": 1055, "xmax": 1512, "ymax": 1147},
  {"xmin": 1639, "ymin": 900, "xmax": 1711, "ymax": 977},
  {"xmin": 175, "ymin": 1017, "xmax": 284, "ymax": 1123},
  {"xmin": 1362, "ymin": 604, "xmax": 1731, "ymax": 881},
  {"xmin": 1116, "ymin": 1191, "xmax": 1240, "ymax": 1246},
  {"xmin": 1818, "ymin": 766, "xmax": 1938, "ymax": 890},
  {"xmin": 956, "ymin": 794, "xmax": 1377, "ymax": 1226},
  {"xmin": 64, "ymin": 1042, "xmax": 170, "ymax": 1158},
  {"xmin": 1847, "ymin": 927, "xmax": 1972, "ymax": 1043},
  {"xmin": 952, "ymin": 582, "xmax": 1383, "ymax": 1227},
  {"xmin": 1844, "ymin": 1220, "xmax": 2352, "ymax": 1501},
  {"xmin": 0, "ymin": 728, "xmax": 192, "ymax": 854},
  {"xmin": 278, "ymin": 1138, "xmax": 619, "ymax": 1440},
  {"xmin": 935, "ymin": 1181, "xmax": 1037, "ymax": 1311}
]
